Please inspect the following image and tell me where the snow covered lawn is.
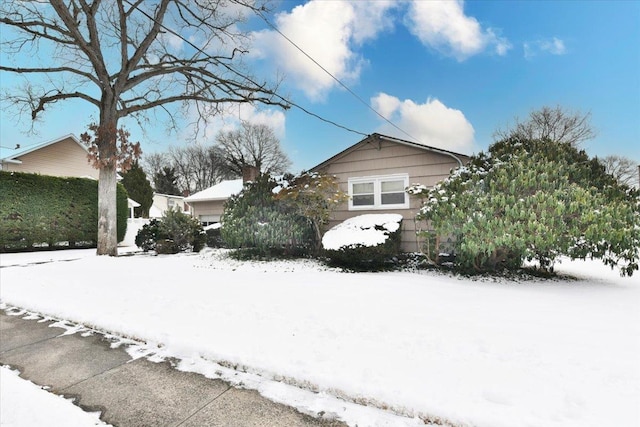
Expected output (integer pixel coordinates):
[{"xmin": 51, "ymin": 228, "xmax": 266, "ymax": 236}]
[
  {"xmin": 0, "ymin": 366, "xmax": 109, "ymax": 426},
  {"xmin": 1, "ymin": 248, "xmax": 638, "ymax": 427}
]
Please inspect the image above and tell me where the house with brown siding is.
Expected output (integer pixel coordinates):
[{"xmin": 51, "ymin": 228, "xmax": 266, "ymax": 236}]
[
  {"xmin": 184, "ymin": 179, "xmax": 243, "ymax": 225},
  {"xmin": 0, "ymin": 134, "xmax": 99, "ymax": 179},
  {"xmin": 311, "ymin": 133, "xmax": 470, "ymax": 252}
]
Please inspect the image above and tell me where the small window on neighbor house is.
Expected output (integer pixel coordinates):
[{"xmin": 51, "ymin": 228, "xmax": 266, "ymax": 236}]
[{"xmin": 348, "ymin": 174, "xmax": 409, "ymax": 210}]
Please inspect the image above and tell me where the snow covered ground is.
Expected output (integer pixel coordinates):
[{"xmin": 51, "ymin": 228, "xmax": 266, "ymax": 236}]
[
  {"xmin": 0, "ymin": 365, "xmax": 109, "ymax": 426},
  {"xmin": 1, "ymin": 248, "xmax": 638, "ymax": 427}
]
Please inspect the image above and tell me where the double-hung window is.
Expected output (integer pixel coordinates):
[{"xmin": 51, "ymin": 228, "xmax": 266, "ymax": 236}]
[{"xmin": 348, "ymin": 174, "xmax": 409, "ymax": 210}]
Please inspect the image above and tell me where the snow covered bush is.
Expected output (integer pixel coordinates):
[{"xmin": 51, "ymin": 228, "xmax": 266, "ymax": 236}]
[
  {"xmin": 221, "ymin": 174, "xmax": 314, "ymax": 258},
  {"xmin": 204, "ymin": 223, "xmax": 224, "ymax": 248},
  {"xmin": 135, "ymin": 208, "xmax": 204, "ymax": 254},
  {"xmin": 322, "ymin": 214, "xmax": 403, "ymax": 269},
  {"xmin": 413, "ymin": 136, "xmax": 640, "ymax": 276}
]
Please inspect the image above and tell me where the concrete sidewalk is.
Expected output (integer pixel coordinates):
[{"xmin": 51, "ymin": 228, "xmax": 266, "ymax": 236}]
[{"xmin": 0, "ymin": 310, "xmax": 346, "ymax": 427}]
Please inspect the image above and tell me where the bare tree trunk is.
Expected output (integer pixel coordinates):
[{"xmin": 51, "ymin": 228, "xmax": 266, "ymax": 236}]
[
  {"xmin": 96, "ymin": 100, "xmax": 119, "ymax": 256},
  {"xmin": 97, "ymin": 164, "xmax": 118, "ymax": 256}
]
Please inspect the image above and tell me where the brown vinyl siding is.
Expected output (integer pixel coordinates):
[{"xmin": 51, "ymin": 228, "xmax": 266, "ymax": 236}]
[
  {"xmin": 189, "ymin": 200, "xmax": 226, "ymax": 222},
  {"xmin": 315, "ymin": 137, "xmax": 466, "ymax": 253},
  {"xmin": 4, "ymin": 137, "xmax": 98, "ymax": 179}
]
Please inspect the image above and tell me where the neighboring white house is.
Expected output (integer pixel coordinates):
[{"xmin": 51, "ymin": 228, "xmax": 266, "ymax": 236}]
[
  {"xmin": 149, "ymin": 193, "xmax": 188, "ymax": 218},
  {"xmin": 184, "ymin": 179, "xmax": 243, "ymax": 226}
]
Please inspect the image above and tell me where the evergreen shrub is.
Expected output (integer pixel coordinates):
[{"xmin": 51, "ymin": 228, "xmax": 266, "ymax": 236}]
[
  {"xmin": 204, "ymin": 225, "xmax": 224, "ymax": 248},
  {"xmin": 135, "ymin": 219, "xmax": 161, "ymax": 252},
  {"xmin": 0, "ymin": 171, "xmax": 127, "ymax": 252},
  {"xmin": 411, "ymin": 137, "xmax": 640, "ymax": 276},
  {"xmin": 221, "ymin": 174, "xmax": 314, "ymax": 258},
  {"xmin": 134, "ymin": 208, "xmax": 204, "ymax": 254}
]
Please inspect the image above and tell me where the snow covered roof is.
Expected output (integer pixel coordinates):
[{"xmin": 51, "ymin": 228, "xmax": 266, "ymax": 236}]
[
  {"xmin": 1, "ymin": 134, "xmax": 87, "ymax": 164},
  {"xmin": 184, "ymin": 179, "xmax": 243, "ymax": 203}
]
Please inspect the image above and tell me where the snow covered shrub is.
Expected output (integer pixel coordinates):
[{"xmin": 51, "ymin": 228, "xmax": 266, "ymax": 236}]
[
  {"xmin": 413, "ymin": 137, "xmax": 640, "ymax": 276},
  {"xmin": 134, "ymin": 209, "xmax": 204, "ymax": 254},
  {"xmin": 322, "ymin": 214, "xmax": 403, "ymax": 269},
  {"xmin": 275, "ymin": 171, "xmax": 348, "ymax": 254},
  {"xmin": 204, "ymin": 223, "xmax": 224, "ymax": 248},
  {"xmin": 221, "ymin": 174, "xmax": 314, "ymax": 258}
]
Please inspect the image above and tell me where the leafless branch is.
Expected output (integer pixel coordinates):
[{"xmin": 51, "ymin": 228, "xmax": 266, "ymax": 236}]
[{"xmin": 494, "ymin": 105, "xmax": 596, "ymax": 147}]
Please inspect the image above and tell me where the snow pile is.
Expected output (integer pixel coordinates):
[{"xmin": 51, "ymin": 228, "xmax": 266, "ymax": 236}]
[
  {"xmin": 203, "ymin": 223, "xmax": 222, "ymax": 231},
  {"xmin": 1, "ymin": 249, "xmax": 639, "ymax": 427},
  {"xmin": 322, "ymin": 214, "xmax": 403, "ymax": 250},
  {"xmin": 1, "ymin": 366, "xmax": 110, "ymax": 426},
  {"xmin": 194, "ymin": 248, "xmax": 341, "ymax": 273}
]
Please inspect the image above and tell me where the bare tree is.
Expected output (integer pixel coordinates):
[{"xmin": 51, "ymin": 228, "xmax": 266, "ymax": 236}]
[
  {"xmin": 168, "ymin": 144, "xmax": 232, "ymax": 193},
  {"xmin": 1, "ymin": 0, "xmax": 287, "ymax": 255},
  {"xmin": 601, "ymin": 155, "xmax": 639, "ymax": 188},
  {"xmin": 216, "ymin": 121, "xmax": 291, "ymax": 176},
  {"xmin": 494, "ymin": 105, "xmax": 596, "ymax": 146},
  {"xmin": 142, "ymin": 152, "xmax": 169, "ymax": 189}
]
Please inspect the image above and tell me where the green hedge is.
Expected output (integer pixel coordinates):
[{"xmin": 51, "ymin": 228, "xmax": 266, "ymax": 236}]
[{"xmin": 0, "ymin": 171, "xmax": 128, "ymax": 252}]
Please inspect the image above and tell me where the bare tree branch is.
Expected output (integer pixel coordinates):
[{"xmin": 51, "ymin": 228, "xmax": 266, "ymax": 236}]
[
  {"xmin": 32, "ymin": 91, "xmax": 101, "ymax": 119},
  {"xmin": 0, "ymin": 0, "xmax": 289, "ymax": 255},
  {"xmin": 216, "ymin": 121, "xmax": 291, "ymax": 176},
  {"xmin": 0, "ymin": 65, "xmax": 100, "ymax": 85},
  {"xmin": 600, "ymin": 155, "xmax": 639, "ymax": 188},
  {"xmin": 494, "ymin": 105, "xmax": 596, "ymax": 147}
]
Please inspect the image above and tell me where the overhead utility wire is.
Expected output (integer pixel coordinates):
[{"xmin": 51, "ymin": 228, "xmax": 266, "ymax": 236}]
[
  {"xmin": 256, "ymin": 10, "xmax": 423, "ymax": 145},
  {"xmin": 123, "ymin": 0, "xmax": 367, "ymax": 138}
]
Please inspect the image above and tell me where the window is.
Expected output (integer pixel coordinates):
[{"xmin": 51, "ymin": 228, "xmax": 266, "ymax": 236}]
[{"xmin": 348, "ymin": 174, "xmax": 409, "ymax": 210}]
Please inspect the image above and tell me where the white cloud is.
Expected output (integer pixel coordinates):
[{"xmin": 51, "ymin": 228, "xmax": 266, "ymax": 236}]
[
  {"xmin": 405, "ymin": 0, "xmax": 510, "ymax": 60},
  {"xmin": 178, "ymin": 103, "xmax": 286, "ymax": 145},
  {"xmin": 524, "ymin": 37, "xmax": 567, "ymax": 60},
  {"xmin": 371, "ymin": 93, "xmax": 475, "ymax": 152},
  {"xmin": 160, "ymin": 32, "xmax": 184, "ymax": 52},
  {"xmin": 252, "ymin": 0, "xmax": 396, "ymax": 101}
]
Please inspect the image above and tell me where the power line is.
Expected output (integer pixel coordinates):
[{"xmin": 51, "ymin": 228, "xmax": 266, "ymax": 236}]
[
  {"xmin": 255, "ymin": 9, "xmax": 423, "ymax": 144},
  {"xmin": 122, "ymin": 0, "xmax": 368, "ymax": 138}
]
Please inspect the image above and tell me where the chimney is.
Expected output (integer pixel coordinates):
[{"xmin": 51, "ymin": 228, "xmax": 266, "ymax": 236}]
[{"xmin": 242, "ymin": 165, "xmax": 259, "ymax": 182}]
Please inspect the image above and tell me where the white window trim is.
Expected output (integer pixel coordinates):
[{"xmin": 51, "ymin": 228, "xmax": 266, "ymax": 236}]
[{"xmin": 348, "ymin": 174, "xmax": 410, "ymax": 211}]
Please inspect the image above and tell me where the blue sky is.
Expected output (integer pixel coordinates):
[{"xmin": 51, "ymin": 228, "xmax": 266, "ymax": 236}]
[{"xmin": 1, "ymin": 0, "xmax": 638, "ymax": 173}]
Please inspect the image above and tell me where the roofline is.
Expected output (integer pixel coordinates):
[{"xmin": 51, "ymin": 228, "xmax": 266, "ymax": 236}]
[
  {"xmin": 184, "ymin": 195, "xmax": 229, "ymax": 203},
  {"xmin": 310, "ymin": 133, "xmax": 469, "ymax": 171},
  {"xmin": 0, "ymin": 134, "xmax": 87, "ymax": 162},
  {"xmin": 376, "ymin": 134, "xmax": 467, "ymax": 168},
  {"xmin": 154, "ymin": 193, "xmax": 185, "ymax": 199},
  {"xmin": 1, "ymin": 158, "xmax": 22, "ymax": 165}
]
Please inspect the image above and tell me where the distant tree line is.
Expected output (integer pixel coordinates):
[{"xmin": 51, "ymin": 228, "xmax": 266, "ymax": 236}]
[{"xmin": 143, "ymin": 122, "xmax": 290, "ymax": 196}]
